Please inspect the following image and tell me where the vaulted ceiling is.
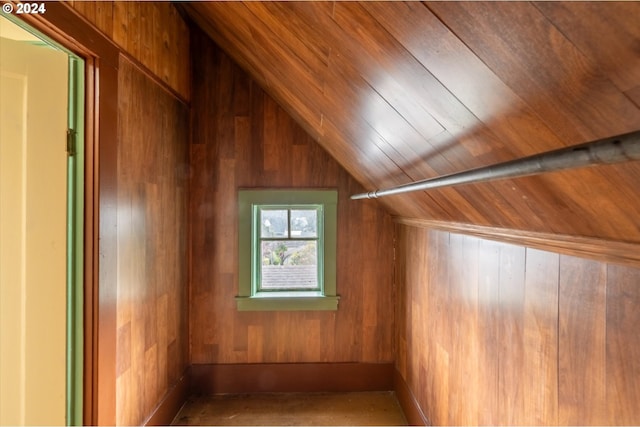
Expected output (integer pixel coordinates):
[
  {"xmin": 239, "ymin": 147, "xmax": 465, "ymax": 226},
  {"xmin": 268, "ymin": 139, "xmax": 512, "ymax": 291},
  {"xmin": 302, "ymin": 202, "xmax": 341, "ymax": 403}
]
[{"xmin": 184, "ymin": 1, "xmax": 640, "ymax": 242}]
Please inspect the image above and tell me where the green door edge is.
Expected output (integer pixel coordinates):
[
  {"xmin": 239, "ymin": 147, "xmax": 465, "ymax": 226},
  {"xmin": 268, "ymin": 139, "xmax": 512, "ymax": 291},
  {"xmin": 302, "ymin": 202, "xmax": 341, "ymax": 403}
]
[{"xmin": 66, "ymin": 53, "xmax": 84, "ymax": 427}]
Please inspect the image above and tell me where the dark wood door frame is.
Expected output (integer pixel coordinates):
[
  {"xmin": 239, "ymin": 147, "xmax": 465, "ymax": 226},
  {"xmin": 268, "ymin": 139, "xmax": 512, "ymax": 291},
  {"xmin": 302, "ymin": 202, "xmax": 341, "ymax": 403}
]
[{"xmin": 15, "ymin": 3, "xmax": 119, "ymax": 424}]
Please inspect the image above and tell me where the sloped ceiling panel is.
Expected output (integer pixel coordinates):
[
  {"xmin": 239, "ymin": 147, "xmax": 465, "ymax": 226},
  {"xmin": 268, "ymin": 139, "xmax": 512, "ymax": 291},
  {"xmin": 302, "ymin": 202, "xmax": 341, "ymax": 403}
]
[{"xmin": 184, "ymin": 1, "xmax": 640, "ymax": 242}]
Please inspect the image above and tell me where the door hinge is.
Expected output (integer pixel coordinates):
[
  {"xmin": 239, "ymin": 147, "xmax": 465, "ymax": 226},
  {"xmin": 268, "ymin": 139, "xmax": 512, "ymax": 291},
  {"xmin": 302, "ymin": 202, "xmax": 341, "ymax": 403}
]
[{"xmin": 67, "ymin": 129, "xmax": 76, "ymax": 156}]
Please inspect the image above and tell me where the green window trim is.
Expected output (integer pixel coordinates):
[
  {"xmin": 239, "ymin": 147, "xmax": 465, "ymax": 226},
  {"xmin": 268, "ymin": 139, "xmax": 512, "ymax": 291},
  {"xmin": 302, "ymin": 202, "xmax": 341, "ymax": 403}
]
[{"xmin": 237, "ymin": 189, "xmax": 338, "ymax": 311}]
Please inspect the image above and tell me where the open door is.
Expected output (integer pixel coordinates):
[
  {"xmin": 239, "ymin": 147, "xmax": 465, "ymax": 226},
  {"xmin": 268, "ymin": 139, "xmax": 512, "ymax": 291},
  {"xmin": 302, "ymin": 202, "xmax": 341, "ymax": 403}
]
[{"xmin": 0, "ymin": 14, "xmax": 84, "ymax": 425}]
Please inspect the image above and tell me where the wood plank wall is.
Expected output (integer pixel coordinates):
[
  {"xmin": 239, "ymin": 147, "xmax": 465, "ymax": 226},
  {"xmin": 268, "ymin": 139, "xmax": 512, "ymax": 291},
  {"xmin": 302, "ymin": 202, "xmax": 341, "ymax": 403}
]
[
  {"xmin": 395, "ymin": 224, "xmax": 640, "ymax": 425},
  {"xmin": 115, "ymin": 57, "xmax": 190, "ymax": 426},
  {"xmin": 189, "ymin": 28, "xmax": 395, "ymax": 365},
  {"xmin": 67, "ymin": 0, "xmax": 190, "ymax": 100}
]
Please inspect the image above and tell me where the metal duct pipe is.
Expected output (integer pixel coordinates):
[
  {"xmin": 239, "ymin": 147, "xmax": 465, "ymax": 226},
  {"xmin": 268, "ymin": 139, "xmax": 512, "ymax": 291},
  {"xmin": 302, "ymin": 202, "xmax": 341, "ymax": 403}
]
[{"xmin": 351, "ymin": 130, "xmax": 640, "ymax": 200}]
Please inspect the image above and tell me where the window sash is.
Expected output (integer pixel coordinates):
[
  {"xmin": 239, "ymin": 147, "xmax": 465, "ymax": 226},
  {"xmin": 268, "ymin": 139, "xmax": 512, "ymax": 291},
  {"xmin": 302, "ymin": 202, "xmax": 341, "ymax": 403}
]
[{"xmin": 253, "ymin": 205, "xmax": 324, "ymax": 293}]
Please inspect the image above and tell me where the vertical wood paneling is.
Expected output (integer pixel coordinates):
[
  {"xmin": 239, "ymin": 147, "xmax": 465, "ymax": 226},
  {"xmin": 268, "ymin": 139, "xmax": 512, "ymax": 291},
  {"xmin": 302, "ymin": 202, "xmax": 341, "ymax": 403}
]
[
  {"xmin": 68, "ymin": 1, "xmax": 189, "ymax": 100},
  {"xmin": 498, "ymin": 244, "xmax": 526, "ymax": 425},
  {"xmin": 458, "ymin": 235, "xmax": 479, "ymax": 425},
  {"xmin": 606, "ymin": 266, "xmax": 640, "ymax": 425},
  {"xmin": 190, "ymin": 28, "xmax": 394, "ymax": 365},
  {"xmin": 116, "ymin": 57, "xmax": 189, "ymax": 426},
  {"xmin": 396, "ymin": 224, "xmax": 640, "ymax": 425},
  {"xmin": 523, "ymin": 249, "xmax": 559, "ymax": 424},
  {"xmin": 558, "ymin": 256, "xmax": 607, "ymax": 425},
  {"xmin": 477, "ymin": 239, "xmax": 500, "ymax": 425}
]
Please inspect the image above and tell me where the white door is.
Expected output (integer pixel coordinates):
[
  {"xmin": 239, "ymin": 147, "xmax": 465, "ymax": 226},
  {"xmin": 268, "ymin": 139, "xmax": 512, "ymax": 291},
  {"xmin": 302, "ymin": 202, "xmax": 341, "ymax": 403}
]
[{"xmin": 0, "ymin": 16, "xmax": 69, "ymax": 425}]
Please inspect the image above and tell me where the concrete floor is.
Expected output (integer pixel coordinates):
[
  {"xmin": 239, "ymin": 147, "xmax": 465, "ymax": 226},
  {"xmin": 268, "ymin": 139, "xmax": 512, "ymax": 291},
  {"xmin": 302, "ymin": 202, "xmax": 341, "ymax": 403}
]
[{"xmin": 171, "ymin": 391, "xmax": 408, "ymax": 426}]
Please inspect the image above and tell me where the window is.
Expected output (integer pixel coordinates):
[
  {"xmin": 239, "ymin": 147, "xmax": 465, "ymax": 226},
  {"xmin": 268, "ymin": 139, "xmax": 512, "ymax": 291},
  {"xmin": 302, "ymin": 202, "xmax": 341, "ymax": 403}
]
[{"xmin": 236, "ymin": 190, "xmax": 339, "ymax": 311}]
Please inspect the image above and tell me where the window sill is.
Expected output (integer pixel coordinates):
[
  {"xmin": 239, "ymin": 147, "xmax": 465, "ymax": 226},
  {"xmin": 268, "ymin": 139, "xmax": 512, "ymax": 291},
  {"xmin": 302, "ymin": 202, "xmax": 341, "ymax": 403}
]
[{"xmin": 235, "ymin": 294, "xmax": 339, "ymax": 311}]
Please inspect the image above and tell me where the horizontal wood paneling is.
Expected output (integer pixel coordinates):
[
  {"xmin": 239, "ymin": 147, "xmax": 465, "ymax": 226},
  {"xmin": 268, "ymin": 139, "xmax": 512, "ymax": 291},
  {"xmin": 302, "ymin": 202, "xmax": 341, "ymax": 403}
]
[
  {"xmin": 68, "ymin": 1, "xmax": 190, "ymax": 101},
  {"xmin": 395, "ymin": 224, "xmax": 640, "ymax": 425},
  {"xmin": 190, "ymin": 363, "xmax": 394, "ymax": 394},
  {"xmin": 189, "ymin": 28, "xmax": 395, "ymax": 365},
  {"xmin": 116, "ymin": 57, "xmax": 189, "ymax": 426},
  {"xmin": 185, "ymin": 1, "xmax": 640, "ymax": 241}
]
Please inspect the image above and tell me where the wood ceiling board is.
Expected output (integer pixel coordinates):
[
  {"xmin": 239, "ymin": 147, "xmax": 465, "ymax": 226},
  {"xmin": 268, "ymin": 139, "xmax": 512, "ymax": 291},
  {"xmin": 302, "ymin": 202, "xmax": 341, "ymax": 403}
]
[
  {"xmin": 311, "ymin": 9, "xmax": 522, "ymax": 225},
  {"xmin": 429, "ymin": 3, "xmax": 640, "ymax": 237},
  {"xmin": 320, "ymin": 105, "xmax": 490, "ymax": 225},
  {"xmin": 318, "ymin": 117, "xmax": 409, "ymax": 189},
  {"xmin": 361, "ymin": 0, "xmax": 613, "ymax": 228},
  {"xmin": 552, "ymin": 167, "xmax": 640, "ymax": 240},
  {"xmin": 290, "ymin": 3, "xmax": 580, "ymax": 191},
  {"xmin": 259, "ymin": 1, "xmax": 451, "ymax": 186},
  {"xmin": 214, "ymin": 1, "xmax": 460, "ymax": 176},
  {"xmin": 321, "ymin": 52, "xmax": 445, "ymax": 179},
  {"xmin": 427, "ymin": 2, "xmax": 640, "ymax": 144},
  {"xmin": 319, "ymin": 116, "xmax": 457, "ymax": 221},
  {"xmin": 368, "ymin": 0, "xmax": 598, "ymax": 220},
  {"xmin": 318, "ymin": 56, "xmax": 456, "ymax": 221},
  {"xmin": 185, "ymin": 1, "xmax": 640, "ymax": 241},
  {"xmin": 375, "ymin": 1, "xmax": 640, "ymax": 238},
  {"xmin": 626, "ymin": 85, "xmax": 640, "ymax": 108},
  {"xmin": 363, "ymin": 2, "xmax": 557, "ymax": 157},
  {"xmin": 535, "ymin": 2, "xmax": 640, "ymax": 93},
  {"xmin": 329, "ymin": 2, "xmax": 446, "ymax": 142},
  {"xmin": 242, "ymin": 2, "xmax": 332, "ymax": 80},
  {"xmin": 328, "ymin": 3, "xmax": 568, "ymax": 231},
  {"xmin": 359, "ymin": 1, "xmax": 570, "ymax": 227}
]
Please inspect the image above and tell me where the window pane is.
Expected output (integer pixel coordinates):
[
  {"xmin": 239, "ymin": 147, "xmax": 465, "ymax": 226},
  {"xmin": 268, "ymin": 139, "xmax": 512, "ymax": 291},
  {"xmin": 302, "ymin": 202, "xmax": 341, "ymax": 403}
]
[
  {"xmin": 261, "ymin": 210, "xmax": 288, "ymax": 237},
  {"xmin": 260, "ymin": 240, "xmax": 318, "ymax": 289},
  {"xmin": 290, "ymin": 209, "xmax": 317, "ymax": 237}
]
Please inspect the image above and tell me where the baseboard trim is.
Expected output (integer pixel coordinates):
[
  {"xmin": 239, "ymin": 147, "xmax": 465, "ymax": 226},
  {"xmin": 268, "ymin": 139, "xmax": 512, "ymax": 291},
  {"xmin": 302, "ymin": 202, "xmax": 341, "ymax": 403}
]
[
  {"xmin": 190, "ymin": 362, "xmax": 394, "ymax": 394},
  {"xmin": 394, "ymin": 369, "xmax": 429, "ymax": 426},
  {"xmin": 143, "ymin": 369, "xmax": 191, "ymax": 426}
]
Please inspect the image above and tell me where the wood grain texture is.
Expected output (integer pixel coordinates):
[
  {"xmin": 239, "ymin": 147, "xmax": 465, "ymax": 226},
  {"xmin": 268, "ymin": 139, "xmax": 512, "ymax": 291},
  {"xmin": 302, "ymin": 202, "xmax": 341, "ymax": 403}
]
[
  {"xmin": 190, "ymin": 363, "xmax": 394, "ymax": 394},
  {"xmin": 189, "ymin": 28, "xmax": 395, "ymax": 365},
  {"xmin": 558, "ymin": 256, "xmax": 607, "ymax": 425},
  {"xmin": 395, "ymin": 224, "xmax": 640, "ymax": 425},
  {"xmin": 523, "ymin": 249, "xmax": 559, "ymax": 424},
  {"xmin": 184, "ymin": 1, "xmax": 640, "ymax": 241},
  {"xmin": 143, "ymin": 372, "xmax": 190, "ymax": 426},
  {"xmin": 533, "ymin": 2, "xmax": 640, "ymax": 94},
  {"xmin": 68, "ymin": 1, "xmax": 190, "ymax": 101},
  {"xmin": 116, "ymin": 57, "xmax": 189, "ymax": 426},
  {"xmin": 94, "ymin": 44, "xmax": 120, "ymax": 427},
  {"xmin": 606, "ymin": 265, "xmax": 640, "ymax": 425},
  {"xmin": 396, "ymin": 217, "xmax": 640, "ymax": 268},
  {"xmin": 393, "ymin": 369, "xmax": 429, "ymax": 426}
]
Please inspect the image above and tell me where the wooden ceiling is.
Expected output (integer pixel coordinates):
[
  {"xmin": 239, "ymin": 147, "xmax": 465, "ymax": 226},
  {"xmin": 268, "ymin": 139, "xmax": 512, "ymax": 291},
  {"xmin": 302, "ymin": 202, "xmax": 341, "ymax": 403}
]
[{"xmin": 184, "ymin": 2, "xmax": 640, "ymax": 242}]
